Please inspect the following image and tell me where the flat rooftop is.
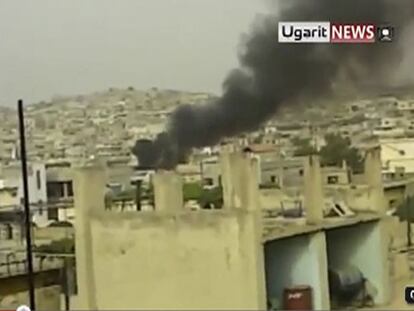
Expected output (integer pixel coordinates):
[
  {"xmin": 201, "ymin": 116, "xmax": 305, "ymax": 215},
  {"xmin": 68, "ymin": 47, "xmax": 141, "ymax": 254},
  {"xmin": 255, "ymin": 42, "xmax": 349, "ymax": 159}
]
[{"xmin": 262, "ymin": 212, "xmax": 382, "ymax": 242}]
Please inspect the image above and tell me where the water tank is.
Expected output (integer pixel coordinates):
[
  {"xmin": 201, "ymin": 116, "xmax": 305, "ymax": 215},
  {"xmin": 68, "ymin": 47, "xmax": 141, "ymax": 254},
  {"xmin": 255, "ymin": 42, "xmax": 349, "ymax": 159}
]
[{"xmin": 329, "ymin": 266, "xmax": 364, "ymax": 302}]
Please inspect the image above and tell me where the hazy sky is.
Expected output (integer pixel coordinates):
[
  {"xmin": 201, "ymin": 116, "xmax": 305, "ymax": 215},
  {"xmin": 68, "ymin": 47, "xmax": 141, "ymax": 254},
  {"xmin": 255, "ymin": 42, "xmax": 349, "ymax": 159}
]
[{"xmin": 0, "ymin": 0, "xmax": 269, "ymax": 106}]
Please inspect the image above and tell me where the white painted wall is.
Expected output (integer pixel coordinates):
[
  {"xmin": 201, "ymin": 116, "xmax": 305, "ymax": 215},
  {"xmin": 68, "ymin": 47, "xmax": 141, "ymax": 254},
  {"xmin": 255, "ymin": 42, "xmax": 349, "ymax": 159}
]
[
  {"xmin": 2, "ymin": 162, "xmax": 48, "ymax": 226},
  {"xmin": 27, "ymin": 163, "xmax": 48, "ymax": 226}
]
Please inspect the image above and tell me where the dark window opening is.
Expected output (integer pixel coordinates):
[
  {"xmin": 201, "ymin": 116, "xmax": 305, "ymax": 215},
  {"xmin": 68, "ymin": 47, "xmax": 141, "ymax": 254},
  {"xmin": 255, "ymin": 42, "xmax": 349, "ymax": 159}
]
[
  {"xmin": 47, "ymin": 182, "xmax": 65, "ymax": 199},
  {"xmin": 6, "ymin": 224, "xmax": 13, "ymax": 239},
  {"xmin": 299, "ymin": 169, "xmax": 304, "ymax": 176},
  {"xmin": 203, "ymin": 203, "xmax": 213, "ymax": 210},
  {"xmin": 38, "ymin": 200, "xmax": 44, "ymax": 215},
  {"xmin": 36, "ymin": 170, "xmax": 42, "ymax": 190},
  {"xmin": 270, "ymin": 175, "xmax": 277, "ymax": 183},
  {"xmin": 327, "ymin": 176, "xmax": 339, "ymax": 184},
  {"xmin": 67, "ymin": 181, "xmax": 74, "ymax": 197},
  {"xmin": 47, "ymin": 206, "xmax": 58, "ymax": 221}
]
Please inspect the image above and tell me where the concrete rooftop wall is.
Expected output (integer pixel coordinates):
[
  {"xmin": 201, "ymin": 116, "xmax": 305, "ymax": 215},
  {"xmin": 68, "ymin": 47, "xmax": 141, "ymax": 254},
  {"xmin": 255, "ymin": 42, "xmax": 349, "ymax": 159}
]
[
  {"xmin": 73, "ymin": 150, "xmax": 392, "ymax": 310},
  {"xmin": 88, "ymin": 211, "xmax": 265, "ymax": 310},
  {"xmin": 220, "ymin": 148, "xmax": 260, "ymax": 210},
  {"xmin": 364, "ymin": 147, "xmax": 387, "ymax": 214},
  {"xmin": 74, "ymin": 158, "xmax": 266, "ymax": 310},
  {"xmin": 303, "ymin": 155, "xmax": 324, "ymax": 224}
]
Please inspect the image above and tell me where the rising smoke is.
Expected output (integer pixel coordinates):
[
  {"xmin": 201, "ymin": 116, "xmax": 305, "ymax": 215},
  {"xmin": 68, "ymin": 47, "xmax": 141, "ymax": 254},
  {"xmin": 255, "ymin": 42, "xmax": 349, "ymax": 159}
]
[{"xmin": 133, "ymin": 0, "xmax": 414, "ymax": 169}]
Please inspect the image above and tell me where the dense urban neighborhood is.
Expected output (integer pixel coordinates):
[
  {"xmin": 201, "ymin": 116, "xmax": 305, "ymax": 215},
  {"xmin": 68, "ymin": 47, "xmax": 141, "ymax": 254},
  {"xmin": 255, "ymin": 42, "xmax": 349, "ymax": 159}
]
[{"xmin": 0, "ymin": 86, "xmax": 414, "ymax": 309}]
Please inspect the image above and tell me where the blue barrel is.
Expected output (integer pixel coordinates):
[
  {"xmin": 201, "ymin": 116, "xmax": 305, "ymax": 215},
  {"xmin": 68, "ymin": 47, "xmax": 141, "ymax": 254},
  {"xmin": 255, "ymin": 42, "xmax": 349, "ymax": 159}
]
[{"xmin": 329, "ymin": 266, "xmax": 364, "ymax": 300}]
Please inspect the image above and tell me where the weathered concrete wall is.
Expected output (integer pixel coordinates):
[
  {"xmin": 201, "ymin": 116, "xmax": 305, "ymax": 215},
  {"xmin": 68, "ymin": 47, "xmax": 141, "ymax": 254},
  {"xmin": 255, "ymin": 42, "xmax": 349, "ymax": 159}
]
[
  {"xmin": 391, "ymin": 252, "xmax": 410, "ymax": 282},
  {"xmin": 387, "ymin": 217, "xmax": 408, "ymax": 249},
  {"xmin": 201, "ymin": 160, "xmax": 220, "ymax": 186},
  {"xmin": 0, "ymin": 190, "xmax": 19, "ymax": 206},
  {"xmin": 303, "ymin": 155, "xmax": 324, "ymax": 224},
  {"xmin": 46, "ymin": 166, "xmax": 73, "ymax": 182},
  {"xmin": 259, "ymin": 189, "xmax": 285, "ymax": 211},
  {"xmin": 0, "ymin": 223, "xmax": 21, "ymax": 241},
  {"xmin": 0, "ymin": 286, "xmax": 60, "ymax": 311},
  {"xmin": 326, "ymin": 220, "xmax": 390, "ymax": 305},
  {"xmin": 153, "ymin": 171, "xmax": 183, "ymax": 212},
  {"xmin": 74, "ymin": 160, "xmax": 266, "ymax": 310},
  {"xmin": 86, "ymin": 210, "xmax": 265, "ymax": 310},
  {"xmin": 364, "ymin": 148, "xmax": 386, "ymax": 214},
  {"xmin": 106, "ymin": 165, "xmax": 135, "ymax": 189},
  {"xmin": 34, "ymin": 227, "xmax": 74, "ymax": 241},
  {"xmin": 68, "ymin": 295, "xmax": 81, "ymax": 310},
  {"xmin": 73, "ymin": 166, "xmax": 105, "ymax": 310},
  {"xmin": 265, "ymin": 233, "xmax": 330, "ymax": 310},
  {"xmin": 324, "ymin": 186, "xmax": 372, "ymax": 211},
  {"xmin": 220, "ymin": 150, "xmax": 260, "ymax": 210}
]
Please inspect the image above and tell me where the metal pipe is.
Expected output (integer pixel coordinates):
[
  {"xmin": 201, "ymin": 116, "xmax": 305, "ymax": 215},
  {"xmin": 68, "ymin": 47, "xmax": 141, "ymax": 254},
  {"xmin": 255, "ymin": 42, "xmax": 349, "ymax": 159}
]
[
  {"xmin": 18, "ymin": 99, "xmax": 36, "ymax": 310},
  {"xmin": 135, "ymin": 180, "xmax": 142, "ymax": 211}
]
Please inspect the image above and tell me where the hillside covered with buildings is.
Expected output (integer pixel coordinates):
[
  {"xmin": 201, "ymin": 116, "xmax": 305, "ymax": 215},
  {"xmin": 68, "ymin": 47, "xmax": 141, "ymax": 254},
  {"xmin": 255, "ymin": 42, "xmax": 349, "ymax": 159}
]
[{"xmin": 1, "ymin": 86, "xmax": 414, "ymax": 310}]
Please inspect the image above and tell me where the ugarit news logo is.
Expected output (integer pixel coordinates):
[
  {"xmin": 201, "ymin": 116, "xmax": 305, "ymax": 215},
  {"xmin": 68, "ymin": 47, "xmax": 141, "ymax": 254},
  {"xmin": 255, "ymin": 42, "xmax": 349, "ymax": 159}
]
[{"xmin": 278, "ymin": 22, "xmax": 394, "ymax": 43}]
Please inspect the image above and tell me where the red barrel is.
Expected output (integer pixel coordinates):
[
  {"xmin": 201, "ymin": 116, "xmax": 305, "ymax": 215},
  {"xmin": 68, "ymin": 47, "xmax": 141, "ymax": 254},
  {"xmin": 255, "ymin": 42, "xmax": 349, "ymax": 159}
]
[{"xmin": 283, "ymin": 285, "xmax": 313, "ymax": 310}]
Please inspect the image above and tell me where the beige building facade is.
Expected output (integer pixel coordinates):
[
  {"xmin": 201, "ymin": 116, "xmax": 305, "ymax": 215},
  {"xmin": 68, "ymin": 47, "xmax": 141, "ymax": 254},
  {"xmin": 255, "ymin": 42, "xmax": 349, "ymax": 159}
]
[{"xmin": 73, "ymin": 148, "xmax": 391, "ymax": 310}]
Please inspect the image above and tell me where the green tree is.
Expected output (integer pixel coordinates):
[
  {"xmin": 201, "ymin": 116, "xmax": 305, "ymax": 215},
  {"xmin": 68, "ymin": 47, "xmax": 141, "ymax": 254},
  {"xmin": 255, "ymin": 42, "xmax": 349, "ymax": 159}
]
[
  {"xmin": 36, "ymin": 238, "xmax": 75, "ymax": 254},
  {"xmin": 320, "ymin": 133, "xmax": 363, "ymax": 173},
  {"xmin": 292, "ymin": 137, "xmax": 317, "ymax": 156},
  {"xmin": 183, "ymin": 182, "xmax": 203, "ymax": 201}
]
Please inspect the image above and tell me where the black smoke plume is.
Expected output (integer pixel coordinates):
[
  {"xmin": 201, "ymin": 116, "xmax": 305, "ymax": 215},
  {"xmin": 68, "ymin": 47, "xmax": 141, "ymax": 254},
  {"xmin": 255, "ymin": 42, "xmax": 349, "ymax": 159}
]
[{"xmin": 133, "ymin": 0, "xmax": 414, "ymax": 169}]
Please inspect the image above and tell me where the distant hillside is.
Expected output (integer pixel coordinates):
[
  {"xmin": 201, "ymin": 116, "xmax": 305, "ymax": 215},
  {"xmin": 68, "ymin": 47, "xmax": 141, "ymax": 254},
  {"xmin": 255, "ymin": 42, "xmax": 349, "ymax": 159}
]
[
  {"xmin": 359, "ymin": 83, "xmax": 414, "ymax": 98},
  {"xmin": 26, "ymin": 87, "xmax": 218, "ymax": 111}
]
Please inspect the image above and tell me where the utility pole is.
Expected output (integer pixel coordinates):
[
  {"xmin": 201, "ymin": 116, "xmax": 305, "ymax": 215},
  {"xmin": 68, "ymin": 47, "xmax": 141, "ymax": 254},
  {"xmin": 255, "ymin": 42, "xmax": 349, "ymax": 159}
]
[
  {"xmin": 18, "ymin": 99, "xmax": 36, "ymax": 310},
  {"xmin": 63, "ymin": 258, "xmax": 71, "ymax": 311},
  {"xmin": 407, "ymin": 196, "xmax": 412, "ymax": 247}
]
